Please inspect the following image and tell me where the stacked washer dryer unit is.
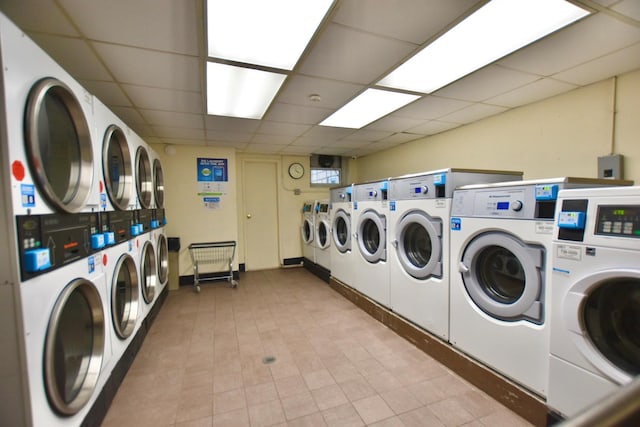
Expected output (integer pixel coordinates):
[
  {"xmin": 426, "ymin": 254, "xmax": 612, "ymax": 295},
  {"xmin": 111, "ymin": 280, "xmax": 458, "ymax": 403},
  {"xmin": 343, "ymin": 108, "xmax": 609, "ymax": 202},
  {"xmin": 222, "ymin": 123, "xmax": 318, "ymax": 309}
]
[
  {"xmin": 329, "ymin": 185, "xmax": 353, "ymax": 287},
  {"xmin": 314, "ymin": 199, "xmax": 331, "ymax": 271},
  {"xmin": 0, "ymin": 12, "xmax": 112, "ymax": 426},
  {"xmin": 449, "ymin": 177, "xmax": 630, "ymax": 397},
  {"xmin": 301, "ymin": 200, "xmax": 316, "ymax": 264},
  {"xmin": 548, "ymin": 186, "xmax": 640, "ymax": 418},
  {"xmin": 388, "ymin": 169, "xmax": 522, "ymax": 341},
  {"xmin": 353, "ymin": 180, "xmax": 391, "ymax": 307},
  {"xmin": 93, "ymin": 97, "xmax": 143, "ymax": 373}
]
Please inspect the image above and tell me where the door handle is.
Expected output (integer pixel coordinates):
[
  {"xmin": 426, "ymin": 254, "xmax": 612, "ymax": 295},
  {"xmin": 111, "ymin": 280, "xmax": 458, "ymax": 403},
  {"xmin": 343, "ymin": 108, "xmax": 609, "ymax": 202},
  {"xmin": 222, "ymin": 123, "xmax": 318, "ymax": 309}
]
[{"xmin": 458, "ymin": 262, "xmax": 469, "ymax": 273}]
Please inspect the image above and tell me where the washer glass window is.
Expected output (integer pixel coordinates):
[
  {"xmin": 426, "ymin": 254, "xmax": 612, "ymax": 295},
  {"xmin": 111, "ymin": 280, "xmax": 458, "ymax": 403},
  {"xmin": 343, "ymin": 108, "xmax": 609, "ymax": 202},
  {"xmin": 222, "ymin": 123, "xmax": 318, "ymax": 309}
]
[
  {"xmin": 25, "ymin": 78, "xmax": 93, "ymax": 213},
  {"xmin": 302, "ymin": 219, "xmax": 313, "ymax": 244},
  {"xmin": 476, "ymin": 246, "xmax": 525, "ymax": 303},
  {"xmin": 403, "ymin": 222, "xmax": 431, "ymax": 268},
  {"xmin": 583, "ymin": 279, "xmax": 640, "ymax": 376},
  {"xmin": 45, "ymin": 279, "xmax": 104, "ymax": 415},
  {"xmin": 141, "ymin": 242, "xmax": 157, "ymax": 304},
  {"xmin": 318, "ymin": 222, "xmax": 328, "ymax": 248},
  {"xmin": 112, "ymin": 254, "xmax": 139, "ymax": 339},
  {"xmin": 362, "ymin": 219, "xmax": 380, "ymax": 254},
  {"xmin": 136, "ymin": 147, "xmax": 153, "ymax": 208},
  {"xmin": 103, "ymin": 125, "xmax": 132, "ymax": 210}
]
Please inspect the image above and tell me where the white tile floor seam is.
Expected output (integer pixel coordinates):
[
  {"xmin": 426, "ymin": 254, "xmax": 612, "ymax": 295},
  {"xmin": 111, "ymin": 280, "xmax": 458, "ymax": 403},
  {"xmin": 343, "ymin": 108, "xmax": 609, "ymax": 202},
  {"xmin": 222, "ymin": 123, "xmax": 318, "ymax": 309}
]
[{"xmin": 102, "ymin": 268, "xmax": 533, "ymax": 427}]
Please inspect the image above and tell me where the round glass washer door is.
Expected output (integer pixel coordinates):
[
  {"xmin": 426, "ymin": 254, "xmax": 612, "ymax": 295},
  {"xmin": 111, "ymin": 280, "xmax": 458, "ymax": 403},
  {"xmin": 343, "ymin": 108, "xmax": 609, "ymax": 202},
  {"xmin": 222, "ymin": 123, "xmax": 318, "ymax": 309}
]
[
  {"xmin": 157, "ymin": 234, "xmax": 169, "ymax": 286},
  {"xmin": 302, "ymin": 218, "xmax": 314, "ymax": 244},
  {"xmin": 153, "ymin": 158, "xmax": 165, "ymax": 209},
  {"xmin": 332, "ymin": 210, "xmax": 351, "ymax": 253},
  {"xmin": 102, "ymin": 124, "xmax": 133, "ymax": 210},
  {"xmin": 141, "ymin": 241, "xmax": 157, "ymax": 304},
  {"xmin": 459, "ymin": 232, "xmax": 544, "ymax": 323},
  {"xmin": 25, "ymin": 77, "xmax": 93, "ymax": 213},
  {"xmin": 317, "ymin": 220, "xmax": 330, "ymax": 249},
  {"xmin": 395, "ymin": 210, "xmax": 442, "ymax": 280},
  {"xmin": 135, "ymin": 146, "xmax": 153, "ymax": 209},
  {"xmin": 44, "ymin": 278, "xmax": 104, "ymax": 415},
  {"xmin": 357, "ymin": 209, "xmax": 386, "ymax": 263},
  {"xmin": 111, "ymin": 253, "xmax": 139, "ymax": 339}
]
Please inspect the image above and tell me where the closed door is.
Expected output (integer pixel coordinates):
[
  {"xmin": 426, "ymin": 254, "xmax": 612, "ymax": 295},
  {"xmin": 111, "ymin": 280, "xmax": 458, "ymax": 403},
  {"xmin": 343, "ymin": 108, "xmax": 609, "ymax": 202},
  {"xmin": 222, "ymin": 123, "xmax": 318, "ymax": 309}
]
[{"xmin": 243, "ymin": 161, "xmax": 279, "ymax": 270}]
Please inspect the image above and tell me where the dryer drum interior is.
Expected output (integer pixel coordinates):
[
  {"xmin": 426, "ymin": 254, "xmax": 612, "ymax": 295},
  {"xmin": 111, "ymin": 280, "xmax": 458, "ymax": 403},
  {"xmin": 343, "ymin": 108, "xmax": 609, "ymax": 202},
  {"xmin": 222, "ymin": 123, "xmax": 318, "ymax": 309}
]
[
  {"xmin": 396, "ymin": 211, "xmax": 442, "ymax": 279},
  {"xmin": 111, "ymin": 253, "xmax": 139, "ymax": 339},
  {"xmin": 25, "ymin": 77, "xmax": 93, "ymax": 213},
  {"xmin": 157, "ymin": 234, "xmax": 169, "ymax": 285},
  {"xmin": 583, "ymin": 279, "xmax": 640, "ymax": 376},
  {"xmin": 102, "ymin": 125, "xmax": 132, "ymax": 210},
  {"xmin": 153, "ymin": 159, "xmax": 165, "ymax": 209},
  {"xmin": 358, "ymin": 210, "xmax": 386, "ymax": 262},
  {"xmin": 44, "ymin": 278, "xmax": 104, "ymax": 415},
  {"xmin": 141, "ymin": 241, "xmax": 157, "ymax": 304},
  {"xmin": 135, "ymin": 146, "xmax": 153, "ymax": 209}
]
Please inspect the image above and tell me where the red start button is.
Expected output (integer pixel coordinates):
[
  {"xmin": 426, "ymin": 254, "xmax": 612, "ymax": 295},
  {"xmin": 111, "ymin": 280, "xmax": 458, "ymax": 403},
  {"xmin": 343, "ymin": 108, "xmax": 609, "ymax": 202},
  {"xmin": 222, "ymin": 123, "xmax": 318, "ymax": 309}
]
[
  {"xmin": 12, "ymin": 161, "xmax": 25, "ymax": 181},
  {"xmin": 103, "ymin": 253, "xmax": 108, "ymax": 267}
]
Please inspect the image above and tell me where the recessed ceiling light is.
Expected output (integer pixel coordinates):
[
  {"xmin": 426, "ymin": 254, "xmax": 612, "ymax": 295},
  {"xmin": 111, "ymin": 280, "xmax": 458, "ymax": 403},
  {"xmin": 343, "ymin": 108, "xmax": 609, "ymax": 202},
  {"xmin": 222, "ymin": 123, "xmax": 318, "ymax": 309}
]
[
  {"xmin": 378, "ymin": 0, "xmax": 589, "ymax": 93},
  {"xmin": 207, "ymin": 0, "xmax": 334, "ymax": 70},
  {"xmin": 319, "ymin": 89, "xmax": 419, "ymax": 129},
  {"xmin": 206, "ymin": 62, "xmax": 286, "ymax": 119}
]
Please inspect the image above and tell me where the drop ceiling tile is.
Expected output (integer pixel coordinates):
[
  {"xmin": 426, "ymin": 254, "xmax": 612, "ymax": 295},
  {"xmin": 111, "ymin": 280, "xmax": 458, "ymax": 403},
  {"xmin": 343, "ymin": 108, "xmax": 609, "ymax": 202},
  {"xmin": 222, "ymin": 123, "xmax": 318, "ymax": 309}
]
[
  {"xmin": 92, "ymin": 42, "xmax": 200, "ymax": 91},
  {"xmin": 486, "ymin": 78, "xmax": 578, "ymax": 108},
  {"xmin": 123, "ymin": 85, "xmax": 203, "ymax": 114},
  {"xmin": 2, "ymin": 0, "xmax": 78, "ymax": 35},
  {"xmin": 365, "ymin": 115, "xmax": 425, "ymax": 133},
  {"xmin": 407, "ymin": 120, "xmax": 461, "ymax": 135},
  {"xmin": 291, "ymin": 135, "xmax": 336, "ymax": 146},
  {"xmin": 128, "ymin": 123, "xmax": 155, "ymax": 138},
  {"xmin": 257, "ymin": 121, "xmax": 311, "ymax": 136},
  {"xmin": 153, "ymin": 125, "xmax": 206, "ymax": 140},
  {"xmin": 498, "ymin": 13, "xmax": 640, "ymax": 76},
  {"xmin": 300, "ymin": 125, "xmax": 354, "ymax": 140},
  {"xmin": 341, "ymin": 128, "xmax": 394, "ymax": 142},
  {"xmin": 333, "ymin": 0, "xmax": 478, "ymax": 44},
  {"xmin": 393, "ymin": 96, "xmax": 471, "ymax": 120},
  {"xmin": 434, "ymin": 65, "xmax": 541, "ymax": 102},
  {"xmin": 552, "ymin": 42, "xmax": 640, "ymax": 85},
  {"xmin": 243, "ymin": 144, "xmax": 289, "ymax": 154},
  {"xmin": 208, "ymin": 141, "xmax": 248, "ymax": 149},
  {"xmin": 313, "ymin": 146, "xmax": 351, "ymax": 155},
  {"xmin": 164, "ymin": 138, "xmax": 206, "ymax": 146},
  {"xmin": 344, "ymin": 146, "xmax": 376, "ymax": 158},
  {"xmin": 251, "ymin": 133, "xmax": 298, "ymax": 144},
  {"xmin": 140, "ymin": 110, "xmax": 203, "ymax": 128},
  {"xmin": 281, "ymin": 145, "xmax": 324, "ymax": 154},
  {"xmin": 205, "ymin": 116, "xmax": 261, "ymax": 133},
  {"xmin": 112, "ymin": 106, "xmax": 147, "ymax": 124},
  {"xmin": 205, "ymin": 130, "xmax": 253, "ymax": 143},
  {"xmin": 29, "ymin": 34, "xmax": 111, "ymax": 81},
  {"xmin": 611, "ymin": 0, "xmax": 640, "ymax": 20},
  {"xmin": 277, "ymin": 75, "xmax": 364, "ymax": 108},
  {"xmin": 377, "ymin": 132, "xmax": 424, "ymax": 145},
  {"xmin": 327, "ymin": 139, "xmax": 373, "ymax": 149},
  {"xmin": 440, "ymin": 103, "xmax": 508, "ymax": 124},
  {"xmin": 59, "ymin": 0, "xmax": 199, "ymax": 55},
  {"xmin": 82, "ymin": 81, "xmax": 132, "ymax": 107},
  {"xmin": 264, "ymin": 103, "xmax": 333, "ymax": 125},
  {"xmin": 298, "ymin": 23, "xmax": 417, "ymax": 84}
]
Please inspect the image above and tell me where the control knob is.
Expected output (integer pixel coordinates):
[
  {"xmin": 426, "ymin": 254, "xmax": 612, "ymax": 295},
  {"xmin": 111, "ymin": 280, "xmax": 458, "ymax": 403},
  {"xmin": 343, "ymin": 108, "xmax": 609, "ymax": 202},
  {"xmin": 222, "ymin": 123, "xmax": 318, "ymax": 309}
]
[{"xmin": 511, "ymin": 200, "xmax": 523, "ymax": 212}]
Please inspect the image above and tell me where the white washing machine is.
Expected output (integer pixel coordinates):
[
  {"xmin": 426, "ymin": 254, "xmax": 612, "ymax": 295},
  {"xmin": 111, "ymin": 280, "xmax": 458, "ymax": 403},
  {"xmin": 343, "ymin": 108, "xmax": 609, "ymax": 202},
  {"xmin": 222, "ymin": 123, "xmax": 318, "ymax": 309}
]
[
  {"xmin": 0, "ymin": 12, "xmax": 99, "ymax": 216},
  {"xmin": 330, "ymin": 185, "xmax": 353, "ymax": 287},
  {"xmin": 388, "ymin": 169, "xmax": 522, "ymax": 340},
  {"xmin": 353, "ymin": 180, "xmax": 390, "ymax": 307},
  {"xmin": 548, "ymin": 186, "xmax": 640, "ymax": 418},
  {"xmin": 449, "ymin": 177, "xmax": 629, "ymax": 397},
  {"xmin": 301, "ymin": 200, "xmax": 316, "ymax": 264},
  {"xmin": 314, "ymin": 199, "xmax": 331, "ymax": 271}
]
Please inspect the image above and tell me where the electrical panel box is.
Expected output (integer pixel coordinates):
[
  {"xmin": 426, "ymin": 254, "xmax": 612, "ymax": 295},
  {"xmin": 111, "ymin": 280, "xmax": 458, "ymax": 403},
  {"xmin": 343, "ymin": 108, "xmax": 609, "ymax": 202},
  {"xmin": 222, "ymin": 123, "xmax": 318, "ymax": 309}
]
[{"xmin": 597, "ymin": 154, "xmax": 623, "ymax": 180}]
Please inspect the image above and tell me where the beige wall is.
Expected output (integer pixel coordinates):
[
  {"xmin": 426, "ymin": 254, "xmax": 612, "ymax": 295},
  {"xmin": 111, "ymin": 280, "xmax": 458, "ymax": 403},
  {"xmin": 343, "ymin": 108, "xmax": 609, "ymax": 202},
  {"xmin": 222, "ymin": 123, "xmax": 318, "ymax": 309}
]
[{"xmin": 354, "ymin": 69, "xmax": 640, "ymax": 184}]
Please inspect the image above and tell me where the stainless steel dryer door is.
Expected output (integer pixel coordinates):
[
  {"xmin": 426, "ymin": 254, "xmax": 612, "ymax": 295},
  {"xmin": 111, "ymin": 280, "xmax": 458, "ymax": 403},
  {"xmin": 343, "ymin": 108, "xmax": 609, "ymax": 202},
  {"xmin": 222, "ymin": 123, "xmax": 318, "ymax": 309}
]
[
  {"xmin": 135, "ymin": 146, "xmax": 153, "ymax": 209},
  {"xmin": 394, "ymin": 210, "xmax": 442, "ymax": 280},
  {"xmin": 317, "ymin": 219, "xmax": 330, "ymax": 249},
  {"xmin": 102, "ymin": 125, "xmax": 133, "ymax": 210},
  {"xmin": 25, "ymin": 78, "xmax": 93, "ymax": 213},
  {"xmin": 157, "ymin": 233, "xmax": 169, "ymax": 286},
  {"xmin": 153, "ymin": 159, "xmax": 165, "ymax": 209},
  {"xmin": 357, "ymin": 209, "xmax": 386, "ymax": 263},
  {"xmin": 111, "ymin": 253, "xmax": 139, "ymax": 339},
  {"xmin": 459, "ymin": 232, "xmax": 544, "ymax": 323},
  {"xmin": 563, "ymin": 269, "xmax": 640, "ymax": 384},
  {"xmin": 44, "ymin": 278, "xmax": 104, "ymax": 415},
  {"xmin": 332, "ymin": 210, "xmax": 351, "ymax": 253},
  {"xmin": 140, "ymin": 241, "xmax": 157, "ymax": 304}
]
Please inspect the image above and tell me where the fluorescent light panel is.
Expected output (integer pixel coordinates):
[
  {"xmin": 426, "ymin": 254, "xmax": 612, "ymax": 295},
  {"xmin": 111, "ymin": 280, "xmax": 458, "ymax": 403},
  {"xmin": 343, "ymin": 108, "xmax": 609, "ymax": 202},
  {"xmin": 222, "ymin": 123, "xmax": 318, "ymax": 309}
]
[
  {"xmin": 207, "ymin": 0, "xmax": 333, "ymax": 70},
  {"xmin": 378, "ymin": 0, "xmax": 589, "ymax": 94},
  {"xmin": 207, "ymin": 62, "xmax": 286, "ymax": 119},
  {"xmin": 320, "ymin": 89, "xmax": 419, "ymax": 129}
]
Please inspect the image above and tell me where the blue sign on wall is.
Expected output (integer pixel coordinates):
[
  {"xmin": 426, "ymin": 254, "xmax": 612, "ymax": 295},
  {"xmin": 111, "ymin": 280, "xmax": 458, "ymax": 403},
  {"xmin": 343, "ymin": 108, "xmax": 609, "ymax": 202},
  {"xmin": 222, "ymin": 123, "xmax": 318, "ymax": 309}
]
[{"xmin": 197, "ymin": 158, "xmax": 228, "ymax": 182}]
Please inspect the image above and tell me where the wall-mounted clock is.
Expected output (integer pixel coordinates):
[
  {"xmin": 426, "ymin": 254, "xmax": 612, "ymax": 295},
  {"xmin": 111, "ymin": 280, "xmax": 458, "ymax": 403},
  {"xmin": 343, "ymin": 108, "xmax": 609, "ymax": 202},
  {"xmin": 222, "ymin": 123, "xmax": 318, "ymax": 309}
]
[{"xmin": 288, "ymin": 162, "xmax": 305, "ymax": 179}]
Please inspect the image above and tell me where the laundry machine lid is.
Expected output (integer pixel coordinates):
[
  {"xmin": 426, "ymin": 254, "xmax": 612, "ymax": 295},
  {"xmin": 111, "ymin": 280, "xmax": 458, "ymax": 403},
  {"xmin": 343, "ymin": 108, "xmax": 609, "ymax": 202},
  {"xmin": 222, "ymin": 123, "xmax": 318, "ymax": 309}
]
[
  {"xmin": 357, "ymin": 209, "xmax": 386, "ymax": 263},
  {"xmin": 102, "ymin": 124, "xmax": 133, "ymax": 210},
  {"xmin": 332, "ymin": 210, "xmax": 351, "ymax": 253},
  {"xmin": 394, "ymin": 210, "xmax": 442, "ymax": 280},
  {"xmin": 44, "ymin": 278, "xmax": 104, "ymax": 415},
  {"xmin": 459, "ymin": 232, "xmax": 544, "ymax": 323},
  {"xmin": 111, "ymin": 253, "xmax": 139, "ymax": 339},
  {"xmin": 25, "ymin": 78, "xmax": 93, "ymax": 213}
]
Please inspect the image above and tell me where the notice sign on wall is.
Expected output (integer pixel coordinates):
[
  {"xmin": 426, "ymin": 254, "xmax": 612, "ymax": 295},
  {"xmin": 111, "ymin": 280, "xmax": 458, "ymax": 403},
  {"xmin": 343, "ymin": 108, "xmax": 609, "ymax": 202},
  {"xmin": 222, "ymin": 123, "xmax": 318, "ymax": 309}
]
[{"xmin": 197, "ymin": 158, "xmax": 228, "ymax": 207}]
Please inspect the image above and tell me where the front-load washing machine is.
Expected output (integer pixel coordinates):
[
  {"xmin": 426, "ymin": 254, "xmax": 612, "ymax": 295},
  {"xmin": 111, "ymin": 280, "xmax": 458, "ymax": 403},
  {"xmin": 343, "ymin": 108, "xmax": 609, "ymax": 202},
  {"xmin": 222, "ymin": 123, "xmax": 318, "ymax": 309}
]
[
  {"xmin": 301, "ymin": 200, "xmax": 316, "ymax": 264},
  {"xmin": 353, "ymin": 180, "xmax": 390, "ymax": 307},
  {"xmin": 314, "ymin": 200, "xmax": 331, "ymax": 271},
  {"xmin": 548, "ymin": 186, "xmax": 640, "ymax": 418},
  {"xmin": 388, "ymin": 168, "xmax": 522, "ymax": 340},
  {"xmin": 0, "ymin": 12, "xmax": 99, "ymax": 216},
  {"xmin": 330, "ymin": 185, "xmax": 353, "ymax": 287},
  {"xmin": 138, "ymin": 235, "xmax": 158, "ymax": 322},
  {"xmin": 449, "ymin": 177, "xmax": 629, "ymax": 397}
]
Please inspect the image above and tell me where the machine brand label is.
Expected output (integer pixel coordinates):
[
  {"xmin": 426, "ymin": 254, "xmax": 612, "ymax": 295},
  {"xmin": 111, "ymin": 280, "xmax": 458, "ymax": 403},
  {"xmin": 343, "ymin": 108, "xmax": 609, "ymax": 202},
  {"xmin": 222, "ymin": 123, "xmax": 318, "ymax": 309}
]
[
  {"xmin": 21, "ymin": 184, "xmax": 35, "ymax": 207},
  {"xmin": 451, "ymin": 217, "xmax": 462, "ymax": 231},
  {"xmin": 556, "ymin": 244, "xmax": 581, "ymax": 261}
]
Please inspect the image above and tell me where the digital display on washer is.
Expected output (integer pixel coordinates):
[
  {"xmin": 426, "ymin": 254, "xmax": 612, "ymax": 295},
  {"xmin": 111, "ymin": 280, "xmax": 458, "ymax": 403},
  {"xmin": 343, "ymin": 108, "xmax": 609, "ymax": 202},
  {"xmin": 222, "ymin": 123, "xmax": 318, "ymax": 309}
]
[
  {"xmin": 595, "ymin": 205, "xmax": 640, "ymax": 238},
  {"xmin": 496, "ymin": 201, "xmax": 509, "ymax": 210}
]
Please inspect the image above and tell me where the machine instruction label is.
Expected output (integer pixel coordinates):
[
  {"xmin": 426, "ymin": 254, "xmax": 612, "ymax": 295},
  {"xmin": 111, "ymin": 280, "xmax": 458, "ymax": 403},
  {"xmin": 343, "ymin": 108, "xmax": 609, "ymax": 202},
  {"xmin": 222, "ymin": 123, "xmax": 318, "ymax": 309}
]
[
  {"xmin": 556, "ymin": 244, "xmax": 581, "ymax": 261},
  {"xmin": 535, "ymin": 221, "xmax": 554, "ymax": 235}
]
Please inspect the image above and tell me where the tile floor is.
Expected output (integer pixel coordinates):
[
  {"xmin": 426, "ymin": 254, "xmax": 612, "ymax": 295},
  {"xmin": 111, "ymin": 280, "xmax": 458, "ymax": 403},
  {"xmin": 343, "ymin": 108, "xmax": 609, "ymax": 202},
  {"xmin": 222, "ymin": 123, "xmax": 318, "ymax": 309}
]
[{"xmin": 103, "ymin": 268, "xmax": 534, "ymax": 427}]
